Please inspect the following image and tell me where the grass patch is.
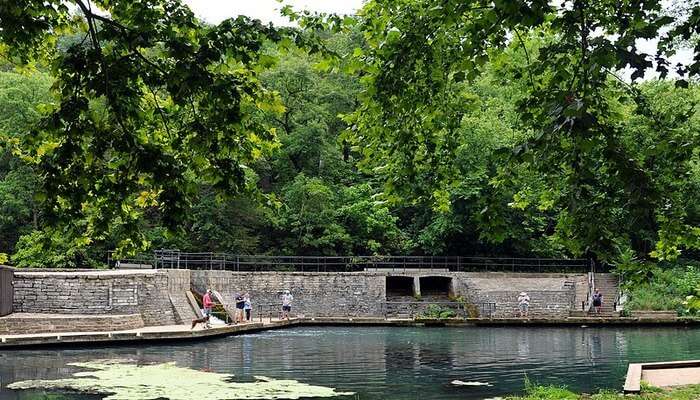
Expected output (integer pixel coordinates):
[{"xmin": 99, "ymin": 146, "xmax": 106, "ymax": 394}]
[{"xmin": 504, "ymin": 384, "xmax": 700, "ymax": 400}]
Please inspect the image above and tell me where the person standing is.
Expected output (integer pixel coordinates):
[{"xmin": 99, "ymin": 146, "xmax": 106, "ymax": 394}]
[
  {"xmin": 592, "ymin": 289, "xmax": 603, "ymax": 315},
  {"xmin": 234, "ymin": 292, "xmax": 245, "ymax": 323},
  {"xmin": 244, "ymin": 293, "xmax": 252, "ymax": 322},
  {"xmin": 202, "ymin": 289, "xmax": 214, "ymax": 328},
  {"xmin": 517, "ymin": 292, "xmax": 530, "ymax": 318},
  {"xmin": 281, "ymin": 290, "xmax": 293, "ymax": 320}
]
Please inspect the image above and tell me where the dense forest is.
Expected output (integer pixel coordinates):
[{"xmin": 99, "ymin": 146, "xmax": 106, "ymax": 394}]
[{"xmin": 0, "ymin": 0, "xmax": 699, "ymax": 270}]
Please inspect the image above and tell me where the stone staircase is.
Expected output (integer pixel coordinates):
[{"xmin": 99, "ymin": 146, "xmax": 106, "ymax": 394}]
[
  {"xmin": 593, "ymin": 273, "xmax": 619, "ymax": 313},
  {"xmin": 168, "ymin": 292, "xmax": 199, "ymax": 324},
  {"xmin": 569, "ymin": 273, "xmax": 620, "ymax": 317}
]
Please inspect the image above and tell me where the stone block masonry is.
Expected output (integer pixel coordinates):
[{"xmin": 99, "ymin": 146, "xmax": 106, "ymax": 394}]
[
  {"xmin": 12, "ymin": 270, "xmax": 178, "ymax": 326},
  {"xmin": 456, "ymin": 273, "xmax": 582, "ymax": 318},
  {"xmin": 8, "ymin": 269, "xmax": 586, "ymax": 333},
  {"xmin": 0, "ymin": 313, "xmax": 144, "ymax": 335},
  {"xmin": 191, "ymin": 270, "xmax": 583, "ymax": 319},
  {"xmin": 191, "ymin": 271, "xmax": 387, "ymax": 317}
]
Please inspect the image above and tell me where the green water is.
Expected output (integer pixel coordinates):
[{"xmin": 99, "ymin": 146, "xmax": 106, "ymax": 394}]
[{"xmin": 1, "ymin": 326, "xmax": 699, "ymax": 399}]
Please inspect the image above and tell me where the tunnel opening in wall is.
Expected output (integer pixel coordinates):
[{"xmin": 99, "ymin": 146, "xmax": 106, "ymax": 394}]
[
  {"xmin": 419, "ymin": 276, "xmax": 453, "ymax": 299},
  {"xmin": 386, "ymin": 276, "xmax": 415, "ymax": 298}
]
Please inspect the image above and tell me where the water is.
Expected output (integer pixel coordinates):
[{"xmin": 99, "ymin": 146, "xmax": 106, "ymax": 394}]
[{"xmin": 1, "ymin": 326, "xmax": 700, "ymax": 399}]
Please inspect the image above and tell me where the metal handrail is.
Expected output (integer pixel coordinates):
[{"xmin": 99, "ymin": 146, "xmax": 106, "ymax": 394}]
[
  {"xmin": 109, "ymin": 251, "xmax": 590, "ymax": 273},
  {"xmin": 583, "ymin": 271, "xmax": 595, "ymax": 311}
]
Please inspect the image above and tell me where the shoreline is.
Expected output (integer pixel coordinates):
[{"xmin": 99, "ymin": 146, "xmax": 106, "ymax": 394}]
[{"xmin": 1, "ymin": 316, "xmax": 698, "ymax": 349}]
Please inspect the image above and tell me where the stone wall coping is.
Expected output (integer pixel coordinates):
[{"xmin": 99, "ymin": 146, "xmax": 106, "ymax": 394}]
[
  {"xmin": 189, "ymin": 270, "xmax": 585, "ymax": 278},
  {"xmin": 14, "ymin": 270, "xmax": 160, "ymax": 277},
  {"xmin": 1, "ymin": 313, "xmax": 142, "ymax": 320}
]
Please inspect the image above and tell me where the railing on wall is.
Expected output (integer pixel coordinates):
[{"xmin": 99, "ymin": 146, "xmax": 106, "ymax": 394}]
[
  {"xmin": 0, "ymin": 266, "xmax": 14, "ymax": 317},
  {"xmin": 108, "ymin": 250, "xmax": 591, "ymax": 274}
]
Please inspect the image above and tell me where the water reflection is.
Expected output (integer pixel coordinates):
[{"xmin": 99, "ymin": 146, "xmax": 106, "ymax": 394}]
[{"xmin": 1, "ymin": 326, "xmax": 699, "ymax": 400}]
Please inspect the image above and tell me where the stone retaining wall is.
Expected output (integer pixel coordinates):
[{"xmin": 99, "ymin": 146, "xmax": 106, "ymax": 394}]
[
  {"xmin": 12, "ymin": 271, "xmax": 177, "ymax": 326},
  {"xmin": 191, "ymin": 270, "xmax": 387, "ymax": 317},
  {"xmin": 0, "ymin": 313, "xmax": 144, "ymax": 335},
  {"xmin": 8, "ymin": 269, "xmax": 585, "ymax": 328},
  {"xmin": 455, "ymin": 273, "xmax": 580, "ymax": 318},
  {"xmin": 191, "ymin": 270, "xmax": 582, "ymax": 318}
]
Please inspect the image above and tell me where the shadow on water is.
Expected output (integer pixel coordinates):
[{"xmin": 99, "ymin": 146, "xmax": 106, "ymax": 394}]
[{"xmin": 2, "ymin": 326, "xmax": 700, "ymax": 400}]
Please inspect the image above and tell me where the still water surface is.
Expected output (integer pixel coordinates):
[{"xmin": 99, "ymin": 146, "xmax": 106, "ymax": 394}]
[{"xmin": 1, "ymin": 326, "xmax": 700, "ymax": 399}]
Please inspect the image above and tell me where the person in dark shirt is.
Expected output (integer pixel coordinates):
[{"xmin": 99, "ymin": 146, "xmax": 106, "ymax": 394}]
[
  {"xmin": 235, "ymin": 292, "xmax": 245, "ymax": 323},
  {"xmin": 592, "ymin": 289, "xmax": 603, "ymax": 315}
]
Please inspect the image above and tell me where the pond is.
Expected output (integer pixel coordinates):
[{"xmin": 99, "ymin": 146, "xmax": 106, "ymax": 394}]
[{"xmin": 1, "ymin": 326, "xmax": 700, "ymax": 399}]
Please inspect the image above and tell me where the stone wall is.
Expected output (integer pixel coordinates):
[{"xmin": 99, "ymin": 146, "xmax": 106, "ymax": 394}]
[
  {"xmin": 0, "ymin": 313, "xmax": 144, "ymax": 335},
  {"xmin": 12, "ymin": 270, "xmax": 178, "ymax": 326},
  {"xmin": 454, "ymin": 273, "xmax": 581, "ymax": 318},
  {"xmin": 164, "ymin": 269, "xmax": 197, "ymax": 323},
  {"xmin": 9, "ymin": 269, "xmax": 586, "ymax": 326},
  {"xmin": 191, "ymin": 270, "xmax": 386, "ymax": 317},
  {"xmin": 190, "ymin": 270, "xmax": 583, "ymax": 318}
]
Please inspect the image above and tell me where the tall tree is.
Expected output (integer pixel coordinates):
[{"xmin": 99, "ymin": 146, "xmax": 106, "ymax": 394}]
[
  {"xmin": 0, "ymin": 0, "xmax": 296, "ymax": 258},
  {"xmin": 340, "ymin": 0, "xmax": 700, "ymax": 260}
]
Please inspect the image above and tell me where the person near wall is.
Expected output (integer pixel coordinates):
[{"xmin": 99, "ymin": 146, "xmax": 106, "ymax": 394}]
[
  {"xmin": 235, "ymin": 292, "xmax": 246, "ymax": 323},
  {"xmin": 192, "ymin": 289, "xmax": 214, "ymax": 330},
  {"xmin": 592, "ymin": 289, "xmax": 603, "ymax": 315},
  {"xmin": 517, "ymin": 291, "xmax": 530, "ymax": 318},
  {"xmin": 244, "ymin": 293, "xmax": 252, "ymax": 321},
  {"xmin": 281, "ymin": 290, "xmax": 293, "ymax": 320}
]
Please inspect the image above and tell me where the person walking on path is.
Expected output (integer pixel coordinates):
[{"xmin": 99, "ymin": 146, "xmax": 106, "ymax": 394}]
[
  {"xmin": 235, "ymin": 292, "xmax": 246, "ymax": 323},
  {"xmin": 281, "ymin": 290, "xmax": 293, "ymax": 320},
  {"xmin": 517, "ymin": 292, "xmax": 530, "ymax": 318},
  {"xmin": 244, "ymin": 293, "xmax": 252, "ymax": 322},
  {"xmin": 592, "ymin": 289, "xmax": 603, "ymax": 315}
]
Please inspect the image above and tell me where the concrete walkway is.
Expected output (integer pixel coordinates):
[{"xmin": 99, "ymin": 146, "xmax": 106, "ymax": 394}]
[
  {"xmin": 0, "ymin": 318, "xmax": 300, "ymax": 348},
  {"xmin": 625, "ymin": 360, "xmax": 700, "ymax": 393}
]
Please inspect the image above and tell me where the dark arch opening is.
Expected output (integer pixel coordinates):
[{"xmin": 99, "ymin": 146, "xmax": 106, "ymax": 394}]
[
  {"xmin": 419, "ymin": 276, "xmax": 452, "ymax": 297},
  {"xmin": 386, "ymin": 276, "xmax": 414, "ymax": 297}
]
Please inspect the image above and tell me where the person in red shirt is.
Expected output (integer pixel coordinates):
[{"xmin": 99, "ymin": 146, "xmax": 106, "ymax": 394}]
[
  {"xmin": 203, "ymin": 289, "xmax": 214, "ymax": 328},
  {"xmin": 192, "ymin": 289, "xmax": 214, "ymax": 329}
]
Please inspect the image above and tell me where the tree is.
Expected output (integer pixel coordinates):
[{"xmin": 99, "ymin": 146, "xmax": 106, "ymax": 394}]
[
  {"xmin": 0, "ymin": 70, "xmax": 52, "ymax": 255},
  {"xmin": 340, "ymin": 0, "xmax": 700, "ymax": 261},
  {"xmin": 0, "ymin": 0, "xmax": 295, "ymax": 259}
]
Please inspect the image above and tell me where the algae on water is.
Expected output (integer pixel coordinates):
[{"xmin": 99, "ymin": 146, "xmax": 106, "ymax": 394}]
[{"xmin": 7, "ymin": 360, "xmax": 354, "ymax": 400}]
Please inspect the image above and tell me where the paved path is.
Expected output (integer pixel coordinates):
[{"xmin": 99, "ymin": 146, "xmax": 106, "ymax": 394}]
[
  {"xmin": 643, "ymin": 367, "xmax": 700, "ymax": 387},
  {"xmin": 0, "ymin": 318, "xmax": 300, "ymax": 347}
]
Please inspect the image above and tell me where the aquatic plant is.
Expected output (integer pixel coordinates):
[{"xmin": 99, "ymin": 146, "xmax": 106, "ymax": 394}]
[
  {"xmin": 418, "ymin": 304, "xmax": 457, "ymax": 319},
  {"xmin": 7, "ymin": 360, "xmax": 353, "ymax": 400}
]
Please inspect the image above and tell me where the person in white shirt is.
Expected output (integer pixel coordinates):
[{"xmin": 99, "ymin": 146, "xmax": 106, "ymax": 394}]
[
  {"xmin": 281, "ymin": 290, "xmax": 293, "ymax": 320},
  {"xmin": 517, "ymin": 292, "xmax": 530, "ymax": 318}
]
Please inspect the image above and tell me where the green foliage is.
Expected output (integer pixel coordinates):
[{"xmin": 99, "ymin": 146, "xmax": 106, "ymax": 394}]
[
  {"xmin": 418, "ymin": 304, "xmax": 456, "ymax": 319},
  {"xmin": 335, "ymin": 0, "xmax": 700, "ymax": 261},
  {"xmin": 12, "ymin": 229, "xmax": 101, "ymax": 268},
  {"xmin": 274, "ymin": 176, "xmax": 408, "ymax": 255},
  {"xmin": 506, "ymin": 383, "xmax": 700, "ymax": 400},
  {"xmin": 0, "ymin": 0, "xmax": 298, "ymax": 255},
  {"xmin": 1, "ymin": 0, "xmax": 700, "ymax": 267},
  {"xmin": 622, "ymin": 263, "xmax": 700, "ymax": 314}
]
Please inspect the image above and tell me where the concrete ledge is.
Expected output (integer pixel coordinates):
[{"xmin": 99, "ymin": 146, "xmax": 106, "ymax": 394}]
[
  {"xmin": 624, "ymin": 360, "xmax": 700, "ymax": 393},
  {"xmin": 630, "ymin": 310, "xmax": 677, "ymax": 320},
  {"xmin": 0, "ymin": 319, "xmax": 301, "ymax": 349}
]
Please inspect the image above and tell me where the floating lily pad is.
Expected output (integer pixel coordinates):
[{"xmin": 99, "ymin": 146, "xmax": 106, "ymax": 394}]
[{"xmin": 8, "ymin": 360, "xmax": 353, "ymax": 400}]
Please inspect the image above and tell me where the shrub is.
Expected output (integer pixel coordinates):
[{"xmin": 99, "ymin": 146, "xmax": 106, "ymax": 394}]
[
  {"xmin": 418, "ymin": 304, "xmax": 456, "ymax": 319},
  {"xmin": 621, "ymin": 263, "xmax": 700, "ymax": 316}
]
